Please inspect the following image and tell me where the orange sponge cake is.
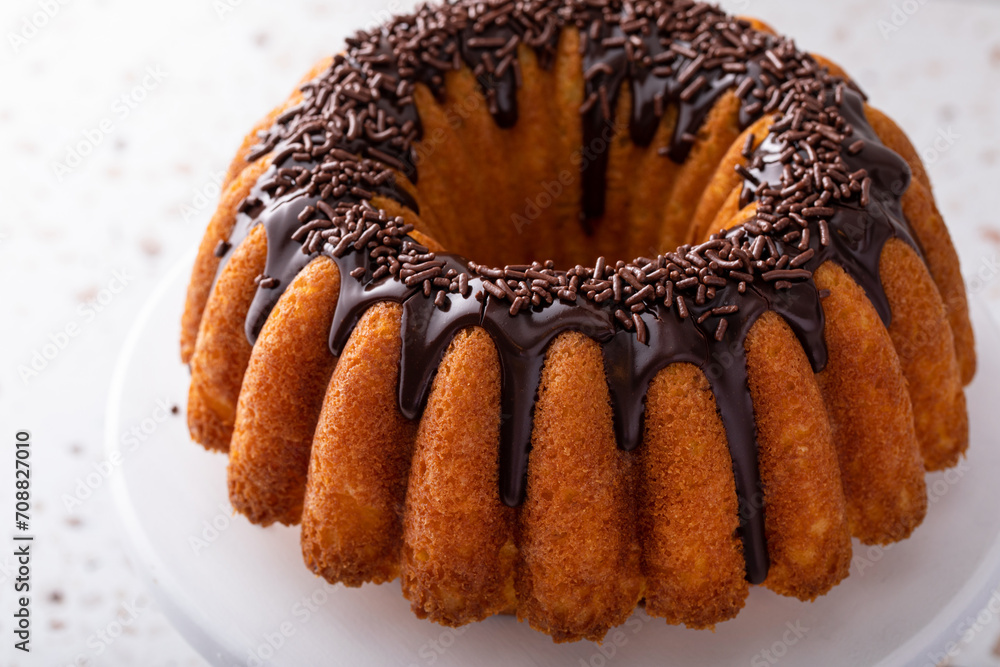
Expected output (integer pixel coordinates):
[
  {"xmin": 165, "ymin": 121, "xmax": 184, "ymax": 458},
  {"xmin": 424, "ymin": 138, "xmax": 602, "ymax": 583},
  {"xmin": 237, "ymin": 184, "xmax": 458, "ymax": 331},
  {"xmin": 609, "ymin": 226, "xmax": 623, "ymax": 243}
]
[{"xmin": 181, "ymin": 0, "xmax": 974, "ymax": 642}]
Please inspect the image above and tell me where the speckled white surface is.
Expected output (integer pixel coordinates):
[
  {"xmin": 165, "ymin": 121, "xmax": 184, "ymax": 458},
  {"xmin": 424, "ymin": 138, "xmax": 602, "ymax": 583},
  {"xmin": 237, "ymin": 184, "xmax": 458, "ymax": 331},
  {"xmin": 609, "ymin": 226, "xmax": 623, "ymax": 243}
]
[{"xmin": 0, "ymin": 1, "xmax": 998, "ymax": 666}]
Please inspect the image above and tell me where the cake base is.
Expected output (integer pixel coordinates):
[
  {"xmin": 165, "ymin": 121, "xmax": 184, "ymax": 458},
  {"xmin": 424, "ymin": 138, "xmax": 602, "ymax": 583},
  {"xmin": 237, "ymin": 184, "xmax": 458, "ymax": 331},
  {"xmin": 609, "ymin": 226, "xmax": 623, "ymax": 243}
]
[{"xmin": 111, "ymin": 250, "xmax": 1000, "ymax": 667}]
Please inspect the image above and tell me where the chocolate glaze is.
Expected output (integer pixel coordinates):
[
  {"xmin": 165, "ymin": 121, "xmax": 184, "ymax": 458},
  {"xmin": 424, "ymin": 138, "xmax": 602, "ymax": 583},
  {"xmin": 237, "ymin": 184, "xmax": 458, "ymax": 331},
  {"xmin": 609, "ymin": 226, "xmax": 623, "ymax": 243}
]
[
  {"xmin": 398, "ymin": 263, "xmax": 484, "ymax": 417},
  {"xmin": 215, "ymin": 153, "xmax": 417, "ymax": 344},
  {"xmin": 214, "ymin": 0, "xmax": 925, "ymax": 587},
  {"xmin": 245, "ymin": 192, "xmax": 320, "ymax": 342},
  {"xmin": 748, "ymin": 87, "xmax": 917, "ymax": 327}
]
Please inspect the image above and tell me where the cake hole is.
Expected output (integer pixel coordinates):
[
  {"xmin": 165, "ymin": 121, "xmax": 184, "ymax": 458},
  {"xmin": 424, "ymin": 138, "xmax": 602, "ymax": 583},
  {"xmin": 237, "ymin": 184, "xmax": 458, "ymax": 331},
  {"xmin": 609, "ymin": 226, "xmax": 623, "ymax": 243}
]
[
  {"xmin": 400, "ymin": 70, "xmax": 725, "ymax": 269},
  {"xmin": 405, "ymin": 138, "xmax": 711, "ymax": 269}
]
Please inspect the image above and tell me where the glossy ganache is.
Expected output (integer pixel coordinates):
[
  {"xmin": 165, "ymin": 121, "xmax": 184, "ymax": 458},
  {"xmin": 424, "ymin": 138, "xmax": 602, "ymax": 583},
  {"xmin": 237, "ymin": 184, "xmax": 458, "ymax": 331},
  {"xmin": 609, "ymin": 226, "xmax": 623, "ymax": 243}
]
[{"xmin": 212, "ymin": 0, "xmax": 918, "ymax": 585}]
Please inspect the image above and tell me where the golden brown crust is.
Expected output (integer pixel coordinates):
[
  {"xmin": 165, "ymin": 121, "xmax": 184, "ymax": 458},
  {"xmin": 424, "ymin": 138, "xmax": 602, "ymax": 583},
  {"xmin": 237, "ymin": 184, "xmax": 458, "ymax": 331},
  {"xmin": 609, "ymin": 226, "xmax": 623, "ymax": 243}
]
[
  {"xmin": 181, "ymin": 157, "xmax": 273, "ymax": 363},
  {"xmin": 301, "ymin": 303, "xmax": 416, "ymax": 587},
  {"xmin": 745, "ymin": 312, "xmax": 851, "ymax": 600},
  {"xmin": 880, "ymin": 239, "xmax": 968, "ymax": 470},
  {"xmin": 517, "ymin": 332, "xmax": 642, "ymax": 642},
  {"xmin": 401, "ymin": 327, "xmax": 516, "ymax": 625},
  {"xmin": 625, "ymin": 104, "xmax": 681, "ymax": 254},
  {"xmin": 660, "ymin": 91, "xmax": 743, "ymax": 246},
  {"xmin": 549, "ymin": 27, "xmax": 587, "ymax": 266},
  {"xmin": 813, "ymin": 261, "xmax": 927, "ymax": 544},
  {"xmin": 605, "ymin": 90, "xmax": 742, "ymax": 259},
  {"xmin": 187, "ymin": 225, "xmax": 267, "ymax": 452},
  {"xmin": 687, "ymin": 114, "xmax": 774, "ymax": 244},
  {"xmin": 439, "ymin": 67, "xmax": 508, "ymax": 258},
  {"xmin": 900, "ymin": 179, "xmax": 976, "ymax": 385},
  {"xmin": 638, "ymin": 363, "xmax": 748, "ymax": 628},
  {"xmin": 228, "ymin": 257, "xmax": 341, "ymax": 526},
  {"xmin": 865, "ymin": 105, "xmax": 974, "ymax": 384},
  {"xmin": 408, "ymin": 82, "xmax": 480, "ymax": 255},
  {"xmin": 594, "ymin": 81, "xmax": 646, "ymax": 263},
  {"xmin": 500, "ymin": 46, "xmax": 546, "ymax": 259},
  {"xmin": 489, "ymin": 44, "xmax": 569, "ymax": 264}
]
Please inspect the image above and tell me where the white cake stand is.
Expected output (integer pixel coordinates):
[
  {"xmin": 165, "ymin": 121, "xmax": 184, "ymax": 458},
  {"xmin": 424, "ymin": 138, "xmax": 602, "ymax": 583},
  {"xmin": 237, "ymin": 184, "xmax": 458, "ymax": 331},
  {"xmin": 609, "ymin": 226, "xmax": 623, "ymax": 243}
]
[{"xmin": 107, "ymin": 250, "xmax": 1000, "ymax": 667}]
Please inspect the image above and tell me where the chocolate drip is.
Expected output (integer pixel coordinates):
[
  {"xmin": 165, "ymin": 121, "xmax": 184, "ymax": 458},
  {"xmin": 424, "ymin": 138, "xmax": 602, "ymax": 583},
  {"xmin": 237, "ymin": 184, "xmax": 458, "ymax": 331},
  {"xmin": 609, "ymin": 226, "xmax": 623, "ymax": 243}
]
[
  {"xmin": 456, "ymin": 25, "xmax": 521, "ymax": 128},
  {"xmin": 479, "ymin": 297, "xmax": 616, "ymax": 507},
  {"xmin": 819, "ymin": 91, "xmax": 916, "ymax": 325},
  {"xmin": 327, "ymin": 249, "xmax": 417, "ymax": 355},
  {"xmin": 245, "ymin": 192, "xmax": 321, "ymax": 343},
  {"xmin": 602, "ymin": 304, "xmax": 707, "ymax": 452},
  {"xmin": 211, "ymin": 0, "xmax": 931, "ymax": 588},
  {"xmin": 232, "ymin": 159, "xmax": 415, "ymax": 344},
  {"xmin": 398, "ymin": 258, "xmax": 484, "ymax": 417},
  {"xmin": 702, "ymin": 291, "xmax": 768, "ymax": 584},
  {"xmin": 339, "ymin": 44, "xmax": 424, "ymax": 183},
  {"xmin": 580, "ymin": 23, "xmax": 629, "ymax": 230},
  {"xmin": 766, "ymin": 281, "xmax": 827, "ymax": 371},
  {"xmin": 580, "ymin": 25, "xmax": 738, "ymax": 224}
]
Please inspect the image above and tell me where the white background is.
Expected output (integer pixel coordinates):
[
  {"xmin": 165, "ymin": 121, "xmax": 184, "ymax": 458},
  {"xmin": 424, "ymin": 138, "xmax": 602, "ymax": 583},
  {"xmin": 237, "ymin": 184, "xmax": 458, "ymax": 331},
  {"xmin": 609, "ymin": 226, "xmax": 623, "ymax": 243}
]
[{"xmin": 1, "ymin": 0, "xmax": 999, "ymax": 665}]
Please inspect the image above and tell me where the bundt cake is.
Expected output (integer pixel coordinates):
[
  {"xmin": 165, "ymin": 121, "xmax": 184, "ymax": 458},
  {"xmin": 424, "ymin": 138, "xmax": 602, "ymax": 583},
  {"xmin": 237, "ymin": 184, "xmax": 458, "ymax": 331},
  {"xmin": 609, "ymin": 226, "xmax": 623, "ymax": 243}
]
[{"xmin": 180, "ymin": 0, "xmax": 975, "ymax": 643}]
